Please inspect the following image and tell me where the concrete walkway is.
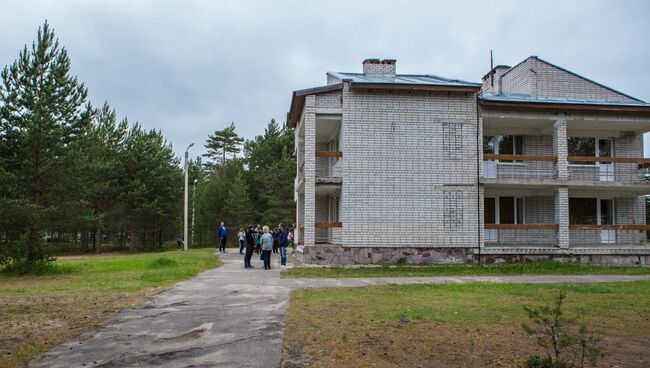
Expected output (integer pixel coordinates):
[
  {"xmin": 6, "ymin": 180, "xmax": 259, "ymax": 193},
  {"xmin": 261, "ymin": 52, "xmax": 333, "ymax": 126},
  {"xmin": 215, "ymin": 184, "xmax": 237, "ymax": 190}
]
[{"xmin": 29, "ymin": 253, "xmax": 650, "ymax": 368}]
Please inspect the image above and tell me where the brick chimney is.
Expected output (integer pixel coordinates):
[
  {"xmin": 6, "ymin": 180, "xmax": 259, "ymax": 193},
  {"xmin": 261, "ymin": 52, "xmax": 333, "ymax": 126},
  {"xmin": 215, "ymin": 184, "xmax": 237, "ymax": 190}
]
[{"xmin": 362, "ymin": 58, "xmax": 397, "ymax": 76}]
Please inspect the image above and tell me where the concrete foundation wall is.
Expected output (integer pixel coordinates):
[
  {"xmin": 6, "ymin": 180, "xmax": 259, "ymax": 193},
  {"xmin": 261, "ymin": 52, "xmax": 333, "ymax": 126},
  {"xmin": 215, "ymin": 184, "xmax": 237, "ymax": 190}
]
[{"xmin": 302, "ymin": 245, "xmax": 650, "ymax": 266}]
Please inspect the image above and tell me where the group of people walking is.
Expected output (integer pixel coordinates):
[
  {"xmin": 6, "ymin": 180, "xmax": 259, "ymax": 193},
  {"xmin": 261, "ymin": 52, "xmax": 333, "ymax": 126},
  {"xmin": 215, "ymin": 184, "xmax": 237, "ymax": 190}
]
[{"xmin": 218, "ymin": 222, "xmax": 294, "ymax": 270}]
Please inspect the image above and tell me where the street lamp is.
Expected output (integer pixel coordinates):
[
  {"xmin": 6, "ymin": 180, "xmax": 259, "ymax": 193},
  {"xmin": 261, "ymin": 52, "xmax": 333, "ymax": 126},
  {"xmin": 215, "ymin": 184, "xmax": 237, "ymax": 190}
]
[
  {"xmin": 191, "ymin": 178, "xmax": 198, "ymax": 247},
  {"xmin": 184, "ymin": 142, "xmax": 194, "ymax": 251}
]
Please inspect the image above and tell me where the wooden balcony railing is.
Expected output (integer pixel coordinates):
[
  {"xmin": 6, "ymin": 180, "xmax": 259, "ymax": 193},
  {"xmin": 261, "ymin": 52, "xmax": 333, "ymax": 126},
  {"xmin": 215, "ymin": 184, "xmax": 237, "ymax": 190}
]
[
  {"xmin": 484, "ymin": 223, "xmax": 558, "ymax": 230},
  {"xmin": 567, "ymin": 156, "xmax": 650, "ymax": 168},
  {"xmin": 569, "ymin": 224, "xmax": 650, "ymax": 231},
  {"xmin": 483, "ymin": 154, "xmax": 557, "ymax": 162},
  {"xmin": 315, "ymin": 151, "xmax": 343, "ymax": 158},
  {"xmin": 315, "ymin": 222, "xmax": 342, "ymax": 228},
  {"xmin": 299, "ymin": 222, "xmax": 342, "ymax": 228}
]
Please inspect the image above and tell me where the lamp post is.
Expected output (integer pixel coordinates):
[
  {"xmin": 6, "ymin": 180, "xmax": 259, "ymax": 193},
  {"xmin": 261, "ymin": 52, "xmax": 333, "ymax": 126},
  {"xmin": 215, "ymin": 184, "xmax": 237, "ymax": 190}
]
[
  {"xmin": 191, "ymin": 178, "xmax": 198, "ymax": 247},
  {"xmin": 184, "ymin": 142, "xmax": 194, "ymax": 251}
]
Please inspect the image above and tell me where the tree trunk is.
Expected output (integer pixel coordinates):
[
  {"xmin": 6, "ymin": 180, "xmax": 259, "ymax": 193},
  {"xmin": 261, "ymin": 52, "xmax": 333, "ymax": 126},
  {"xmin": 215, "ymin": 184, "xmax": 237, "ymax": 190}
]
[
  {"xmin": 95, "ymin": 227, "xmax": 102, "ymax": 254},
  {"xmin": 129, "ymin": 225, "xmax": 136, "ymax": 252}
]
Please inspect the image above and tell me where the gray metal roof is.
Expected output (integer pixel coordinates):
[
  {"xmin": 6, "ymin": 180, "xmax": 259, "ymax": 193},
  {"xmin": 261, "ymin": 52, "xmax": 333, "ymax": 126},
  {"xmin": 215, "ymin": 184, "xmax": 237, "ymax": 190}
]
[
  {"xmin": 480, "ymin": 92, "xmax": 650, "ymax": 107},
  {"xmin": 327, "ymin": 71, "xmax": 481, "ymax": 87}
]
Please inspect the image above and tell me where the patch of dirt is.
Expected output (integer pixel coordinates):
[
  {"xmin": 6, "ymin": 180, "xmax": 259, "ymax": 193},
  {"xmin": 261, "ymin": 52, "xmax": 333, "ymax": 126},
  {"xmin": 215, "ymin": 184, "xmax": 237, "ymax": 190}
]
[
  {"xmin": 283, "ymin": 304, "xmax": 650, "ymax": 368},
  {"xmin": 0, "ymin": 291, "xmax": 144, "ymax": 368}
]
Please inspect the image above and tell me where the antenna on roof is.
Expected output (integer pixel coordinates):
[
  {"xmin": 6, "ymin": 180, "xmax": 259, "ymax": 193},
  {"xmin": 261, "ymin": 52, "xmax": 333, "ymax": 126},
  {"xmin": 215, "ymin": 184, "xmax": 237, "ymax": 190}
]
[{"xmin": 490, "ymin": 49, "xmax": 494, "ymax": 87}]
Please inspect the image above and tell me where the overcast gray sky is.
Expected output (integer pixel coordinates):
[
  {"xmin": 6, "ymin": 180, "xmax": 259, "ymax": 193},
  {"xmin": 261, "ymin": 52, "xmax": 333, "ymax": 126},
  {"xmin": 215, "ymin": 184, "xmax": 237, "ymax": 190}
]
[{"xmin": 2, "ymin": 0, "xmax": 650, "ymax": 158}]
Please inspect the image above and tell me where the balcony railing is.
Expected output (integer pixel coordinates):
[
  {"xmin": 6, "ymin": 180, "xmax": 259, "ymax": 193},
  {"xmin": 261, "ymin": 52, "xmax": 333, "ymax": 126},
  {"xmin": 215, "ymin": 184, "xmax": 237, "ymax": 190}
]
[
  {"xmin": 297, "ymin": 160, "xmax": 305, "ymax": 184},
  {"xmin": 316, "ymin": 151, "xmax": 342, "ymax": 177},
  {"xmin": 567, "ymin": 156, "xmax": 650, "ymax": 183},
  {"xmin": 484, "ymin": 223, "xmax": 558, "ymax": 246},
  {"xmin": 569, "ymin": 224, "xmax": 650, "ymax": 246},
  {"xmin": 483, "ymin": 154, "xmax": 557, "ymax": 180}
]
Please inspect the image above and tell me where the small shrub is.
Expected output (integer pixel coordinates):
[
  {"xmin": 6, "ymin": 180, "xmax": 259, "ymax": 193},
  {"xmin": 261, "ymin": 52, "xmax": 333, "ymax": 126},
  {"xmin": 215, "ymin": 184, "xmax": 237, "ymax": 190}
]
[{"xmin": 521, "ymin": 291, "xmax": 604, "ymax": 368}]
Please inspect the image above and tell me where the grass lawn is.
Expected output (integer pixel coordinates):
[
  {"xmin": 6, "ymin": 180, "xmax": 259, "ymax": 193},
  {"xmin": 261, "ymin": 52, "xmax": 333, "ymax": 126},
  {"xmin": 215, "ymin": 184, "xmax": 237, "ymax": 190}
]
[
  {"xmin": 283, "ymin": 261, "xmax": 650, "ymax": 278},
  {"xmin": 283, "ymin": 280, "xmax": 650, "ymax": 368},
  {"xmin": 0, "ymin": 248, "xmax": 220, "ymax": 368}
]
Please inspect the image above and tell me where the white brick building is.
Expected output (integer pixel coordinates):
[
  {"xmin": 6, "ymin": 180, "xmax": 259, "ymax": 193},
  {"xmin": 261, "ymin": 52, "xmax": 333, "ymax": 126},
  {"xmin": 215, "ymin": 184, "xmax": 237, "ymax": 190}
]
[{"xmin": 286, "ymin": 57, "xmax": 650, "ymax": 265}]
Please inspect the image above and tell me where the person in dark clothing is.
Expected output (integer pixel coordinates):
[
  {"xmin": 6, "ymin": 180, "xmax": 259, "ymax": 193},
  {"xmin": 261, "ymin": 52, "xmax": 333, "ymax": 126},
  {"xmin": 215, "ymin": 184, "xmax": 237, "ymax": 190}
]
[
  {"xmin": 272, "ymin": 227, "xmax": 279, "ymax": 254},
  {"xmin": 278, "ymin": 224, "xmax": 289, "ymax": 268},
  {"xmin": 244, "ymin": 226, "xmax": 255, "ymax": 269}
]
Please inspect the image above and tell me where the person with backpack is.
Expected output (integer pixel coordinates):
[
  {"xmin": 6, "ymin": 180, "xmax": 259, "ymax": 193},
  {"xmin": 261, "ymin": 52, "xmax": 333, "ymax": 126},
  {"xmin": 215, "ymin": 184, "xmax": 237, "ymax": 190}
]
[
  {"xmin": 244, "ymin": 226, "xmax": 256, "ymax": 269},
  {"xmin": 278, "ymin": 223, "xmax": 289, "ymax": 268}
]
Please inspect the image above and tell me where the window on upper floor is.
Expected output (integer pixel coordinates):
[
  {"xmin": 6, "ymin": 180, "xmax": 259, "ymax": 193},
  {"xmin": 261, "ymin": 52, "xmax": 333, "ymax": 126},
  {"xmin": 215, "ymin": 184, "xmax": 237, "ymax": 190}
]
[
  {"xmin": 567, "ymin": 137, "xmax": 612, "ymax": 165},
  {"xmin": 484, "ymin": 196, "xmax": 525, "ymax": 224},
  {"xmin": 483, "ymin": 135, "xmax": 524, "ymax": 162}
]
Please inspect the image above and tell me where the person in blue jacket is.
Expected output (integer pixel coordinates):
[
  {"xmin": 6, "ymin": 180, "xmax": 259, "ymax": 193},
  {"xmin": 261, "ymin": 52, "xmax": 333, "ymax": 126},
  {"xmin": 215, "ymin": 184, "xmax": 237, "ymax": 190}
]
[{"xmin": 218, "ymin": 221, "xmax": 227, "ymax": 253}]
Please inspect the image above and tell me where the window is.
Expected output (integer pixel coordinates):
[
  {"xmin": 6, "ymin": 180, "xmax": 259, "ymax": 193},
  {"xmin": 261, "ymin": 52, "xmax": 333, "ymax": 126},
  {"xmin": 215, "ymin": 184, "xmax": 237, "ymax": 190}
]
[
  {"xmin": 444, "ymin": 190, "xmax": 464, "ymax": 227},
  {"xmin": 443, "ymin": 123, "xmax": 463, "ymax": 159},
  {"xmin": 569, "ymin": 198, "xmax": 597, "ymax": 224},
  {"xmin": 484, "ymin": 196, "xmax": 525, "ymax": 224},
  {"xmin": 484, "ymin": 197, "xmax": 496, "ymax": 224},
  {"xmin": 483, "ymin": 135, "xmax": 524, "ymax": 162},
  {"xmin": 567, "ymin": 138, "xmax": 613, "ymax": 165},
  {"xmin": 569, "ymin": 198, "xmax": 614, "ymax": 225}
]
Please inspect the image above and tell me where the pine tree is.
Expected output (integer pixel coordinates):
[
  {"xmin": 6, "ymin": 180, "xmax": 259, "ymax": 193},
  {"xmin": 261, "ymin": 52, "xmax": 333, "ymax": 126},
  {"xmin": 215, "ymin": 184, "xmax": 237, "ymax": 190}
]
[
  {"xmin": 204, "ymin": 122, "xmax": 244, "ymax": 169},
  {"xmin": 0, "ymin": 21, "xmax": 90, "ymax": 270},
  {"xmin": 80, "ymin": 102, "xmax": 128, "ymax": 253}
]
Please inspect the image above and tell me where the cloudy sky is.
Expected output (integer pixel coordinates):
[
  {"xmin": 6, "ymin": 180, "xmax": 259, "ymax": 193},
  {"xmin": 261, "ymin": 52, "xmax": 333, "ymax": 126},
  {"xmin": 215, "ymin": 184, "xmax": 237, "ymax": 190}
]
[{"xmin": 2, "ymin": 0, "xmax": 650, "ymax": 158}]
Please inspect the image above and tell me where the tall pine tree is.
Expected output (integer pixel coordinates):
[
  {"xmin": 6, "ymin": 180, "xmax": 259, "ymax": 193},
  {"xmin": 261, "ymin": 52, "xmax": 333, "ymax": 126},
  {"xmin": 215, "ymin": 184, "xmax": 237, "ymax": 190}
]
[
  {"xmin": 204, "ymin": 122, "xmax": 244, "ymax": 169},
  {"xmin": 0, "ymin": 21, "xmax": 91, "ymax": 270}
]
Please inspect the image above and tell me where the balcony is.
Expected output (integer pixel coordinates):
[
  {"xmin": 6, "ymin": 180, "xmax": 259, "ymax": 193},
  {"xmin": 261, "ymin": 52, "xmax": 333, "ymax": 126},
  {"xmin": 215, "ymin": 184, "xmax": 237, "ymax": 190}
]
[
  {"xmin": 567, "ymin": 156, "xmax": 650, "ymax": 184},
  {"xmin": 569, "ymin": 224, "xmax": 650, "ymax": 246},
  {"xmin": 483, "ymin": 154, "xmax": 557, "ymax": 180},
  {"xmin": 484, "ymin": 224, "xmax": 558, "ymax": 246},
  {"xmin": 316, "ymin": 151, "xmax": 342, "ymax": 178}
]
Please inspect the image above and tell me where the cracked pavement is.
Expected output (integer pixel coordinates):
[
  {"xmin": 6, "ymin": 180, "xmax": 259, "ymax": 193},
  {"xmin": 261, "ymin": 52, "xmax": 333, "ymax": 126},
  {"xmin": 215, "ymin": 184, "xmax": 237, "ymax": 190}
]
[{"xmin": 28, "ymin": 253, "xmax": 650, "ymax": 368}]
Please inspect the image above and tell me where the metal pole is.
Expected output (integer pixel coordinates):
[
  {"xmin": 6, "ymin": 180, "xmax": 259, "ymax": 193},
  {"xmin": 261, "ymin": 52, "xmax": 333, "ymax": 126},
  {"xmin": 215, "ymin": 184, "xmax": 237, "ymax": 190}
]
[
  {"xmin": 183, "ymin": 143, "xmax": 194, "ymax": 251},
  {"xmin": 191, "ymin": 179, "xmax": 197, "ymax": 247}
]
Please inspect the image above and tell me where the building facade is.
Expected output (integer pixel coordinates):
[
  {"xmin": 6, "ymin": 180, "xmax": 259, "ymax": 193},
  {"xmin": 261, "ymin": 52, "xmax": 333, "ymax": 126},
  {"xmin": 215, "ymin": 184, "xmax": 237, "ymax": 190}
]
[{"xmin": 286, "ymin": 57, "xmax": 650, "ymax": 265}]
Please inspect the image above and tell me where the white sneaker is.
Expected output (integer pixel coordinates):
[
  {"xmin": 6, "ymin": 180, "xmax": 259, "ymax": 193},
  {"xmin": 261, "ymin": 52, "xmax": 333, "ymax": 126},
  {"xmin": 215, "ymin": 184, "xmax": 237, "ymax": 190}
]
[{"xmin": 280, "ymin": 265, "xmax": 286, "ymax": 269}]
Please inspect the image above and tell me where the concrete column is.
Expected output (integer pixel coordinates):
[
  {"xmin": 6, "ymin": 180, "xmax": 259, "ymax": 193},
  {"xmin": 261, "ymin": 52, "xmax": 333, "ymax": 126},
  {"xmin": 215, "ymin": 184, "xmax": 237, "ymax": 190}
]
[
  {"xmin": 553, "ymin": 118, "xmax": 568, "ymax": 180},
  {"xmin": 554, "ymin": 186, "xmax": 569, "ymax": 248},
  {"xmin": 303, "ymin": 95, "xmax": 316, "ymax": 246}
]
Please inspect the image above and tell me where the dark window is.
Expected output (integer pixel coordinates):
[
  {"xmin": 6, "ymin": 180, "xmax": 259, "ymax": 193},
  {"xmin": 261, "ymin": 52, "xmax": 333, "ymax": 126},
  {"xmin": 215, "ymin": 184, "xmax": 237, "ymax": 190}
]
[
  {"xmin": 499, "ymin": 135, "xmax": 514, "ymax": 155},
  {"xmin": 484, "ymin": 197, "xmax": 496, "ymax": 224},
  {"xmin": 516, "ymin": 197, "xmax": 525, "ymax": 224},
  {"xmin": 600, "ymin": 199, "xmax": 613, "ymax": 225},
  {"xmin": 499, "ymin": 197, "xmax": 515, "ymax": 224},
  {"xmin": 483, "ymin": 136, "xmax": 495, "ymax": 155},
  {"xmin": 568, "ymin": 137, "xmax": 596, "ymax": 165},
  {"xmin": 569, "ymin": 198, "xmax": 597, "ymax": 224}
]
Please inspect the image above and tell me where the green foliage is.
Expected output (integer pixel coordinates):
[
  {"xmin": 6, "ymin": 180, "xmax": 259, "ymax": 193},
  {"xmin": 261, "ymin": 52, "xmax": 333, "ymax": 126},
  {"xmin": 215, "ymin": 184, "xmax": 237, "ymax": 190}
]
[
  {"xmin": 0, "ymin": 22, "xmax": 183, "ymax": 270},
  {"xmin": 193, "ymin": 119, "xmax": 295, "ymax": 246},
  {"xmin": 203, "ymin": 121, "xmax": 244, "ymax": 169},
  {"xmin": 147, "ymin": 256, "xmax": 178, "ymax": 268},
  {"xmin": 0, "ymin": 21, "xmax": 91, "ymax": 269},
  {"xmin": 521, "ymin": 292, "xmax": 604, "ymax": 368}
]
